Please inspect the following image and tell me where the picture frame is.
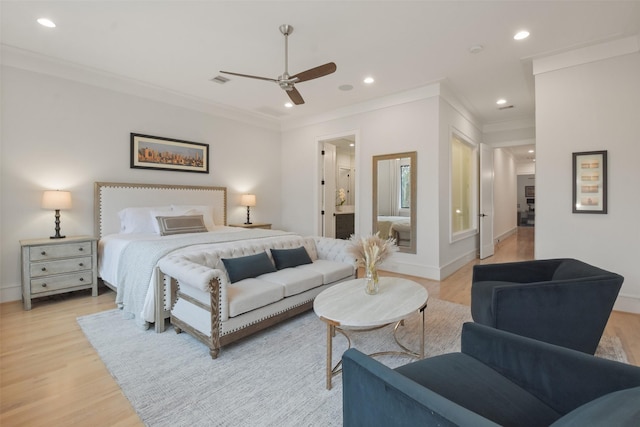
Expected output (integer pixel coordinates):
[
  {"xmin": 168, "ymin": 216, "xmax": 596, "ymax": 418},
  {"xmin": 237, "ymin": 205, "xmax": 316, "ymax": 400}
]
[
  {"xmin": 130, "ymin": 133, "xmax": 209, "ymax": 173},
  {"xmin": 525, "ymin": 186, "xmax": 535, "ymax": 198},
  {"xmin": 572, "ymin": 150, "xmax": 607, "ymax": 214}
]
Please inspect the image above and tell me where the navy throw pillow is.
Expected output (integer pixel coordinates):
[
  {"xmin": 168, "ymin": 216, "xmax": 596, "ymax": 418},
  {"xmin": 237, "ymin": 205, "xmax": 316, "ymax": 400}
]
[
  {"xmin": 271, "ymin": 247, "xmax": 313, "ymax": 270},
  {"xmin": 222, "ymin": 252, "xmax": 276, "ymax": 283}
]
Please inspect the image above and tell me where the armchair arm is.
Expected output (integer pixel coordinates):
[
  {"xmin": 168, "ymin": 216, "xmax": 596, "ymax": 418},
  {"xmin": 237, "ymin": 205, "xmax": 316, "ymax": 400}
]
[
  {"xmin": 472, "ymin": 259, "xmax": 565, "ymax": 283},
  {"xmin": 461, "ymin": 322, "xmax": 640, "ymax": 415},
  {"xmin": 342, "ymin": 348, "xmax": 499, "ymax": 427}
]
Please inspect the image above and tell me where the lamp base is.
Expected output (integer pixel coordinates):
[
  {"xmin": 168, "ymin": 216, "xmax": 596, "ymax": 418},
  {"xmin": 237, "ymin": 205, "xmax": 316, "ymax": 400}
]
[
  {"xmin": 50, "ymin": 209, "xmax": 66, "ymax": 239},
  {"xmin": 245, "ymin": 206, "xmax": 252, "ymax": 225}
]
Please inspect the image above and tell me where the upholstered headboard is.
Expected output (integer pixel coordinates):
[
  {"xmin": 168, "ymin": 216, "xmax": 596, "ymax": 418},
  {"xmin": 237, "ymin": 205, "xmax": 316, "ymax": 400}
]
[{"xmin": 94, "ymin": 182, "xmax": 227, "ymax": 238}]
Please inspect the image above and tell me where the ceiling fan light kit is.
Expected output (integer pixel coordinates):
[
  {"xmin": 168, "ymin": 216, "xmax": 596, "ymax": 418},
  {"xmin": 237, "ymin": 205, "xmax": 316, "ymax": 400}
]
[{"xmin": 220, "ymin": 24, "xmax": 336, "ymax": 105}]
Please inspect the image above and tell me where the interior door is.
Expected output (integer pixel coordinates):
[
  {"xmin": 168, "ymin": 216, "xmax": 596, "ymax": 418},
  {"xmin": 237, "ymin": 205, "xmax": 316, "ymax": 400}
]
[
  {"xmin": 479, "ymin": 143, "xmax": 494, "ymax": 259},
  {"xmin": 322, "ymin": 143, "xmax": 337, "ymax": 238}
]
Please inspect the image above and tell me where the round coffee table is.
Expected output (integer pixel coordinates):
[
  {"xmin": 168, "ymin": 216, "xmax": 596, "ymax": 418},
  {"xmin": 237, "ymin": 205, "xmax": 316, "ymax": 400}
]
[{"xmin": 313, "ymin": 276, "xmax": 428, "ymax": 389}]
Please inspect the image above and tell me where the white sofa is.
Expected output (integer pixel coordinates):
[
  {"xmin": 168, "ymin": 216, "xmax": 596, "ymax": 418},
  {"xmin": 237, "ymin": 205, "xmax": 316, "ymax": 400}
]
[{"xmin": 157, "ymin": 235, "xmax": 357, "ymax": 358}]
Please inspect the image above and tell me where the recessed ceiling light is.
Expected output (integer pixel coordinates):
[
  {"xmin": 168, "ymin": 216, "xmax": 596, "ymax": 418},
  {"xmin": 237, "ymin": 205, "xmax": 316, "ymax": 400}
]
[
  {"xmin": 284, "ymin": 102, "xmax": 293, "ymax": 108},
  {"xmin": 528, "ymin": 149, "xmax": 535, "ymax": 153},
  {"xmin": 496, "ymin": 99, "xmax": 507, "ymax": 105},
  {"xmin": 349, "ymin": 143, "xmax": 355, "ymax": 147},
  {"xmin": 469, "ymin": 45, "xmax": 484, "ymax": 54},
  {"xmin": 338, "ymin": 84, "xmax": 354, "ymax": 91},
  {"xmin": 37, "ymin": 18, "xmax": 56, "ymax": 28},
  {"xmin": 363, "ymin": 77, "xmax": 375, "ymax": 84},
  {"xmin": 514, "ymin": 30, "xmax": 530, "ymax": 40}
]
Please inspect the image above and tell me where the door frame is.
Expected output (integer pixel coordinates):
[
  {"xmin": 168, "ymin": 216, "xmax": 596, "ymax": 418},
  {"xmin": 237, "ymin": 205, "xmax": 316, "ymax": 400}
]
[{"xmin": 316, "ymin": 130, "xmax": 359, "ymax": 237}]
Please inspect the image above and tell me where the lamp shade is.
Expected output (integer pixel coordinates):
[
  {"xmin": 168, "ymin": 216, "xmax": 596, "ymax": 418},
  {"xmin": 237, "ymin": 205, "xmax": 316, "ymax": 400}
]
[
  {"xmin": 42, "ymin": 190, "xmax": 72, "ymax": 210},
  {"xmin": 240, "ymin": 194, "xmax": 256, "ymax": 207}
]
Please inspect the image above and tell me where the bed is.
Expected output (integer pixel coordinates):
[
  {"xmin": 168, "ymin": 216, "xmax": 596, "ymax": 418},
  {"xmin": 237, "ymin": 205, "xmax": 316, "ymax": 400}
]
[
  {"xmin": 377, "ymin": 215, "xmax": 411, "ymax": 247},
  {"xmin": 94, "ymin": 182, "xmax": 297, "ymax": 332}
]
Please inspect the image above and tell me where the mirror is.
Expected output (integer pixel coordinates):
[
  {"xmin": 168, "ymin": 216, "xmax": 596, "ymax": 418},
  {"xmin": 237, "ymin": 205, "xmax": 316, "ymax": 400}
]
[{"xmin": 372, "ymin": 151, "xmax": 417, "ymax": 254}]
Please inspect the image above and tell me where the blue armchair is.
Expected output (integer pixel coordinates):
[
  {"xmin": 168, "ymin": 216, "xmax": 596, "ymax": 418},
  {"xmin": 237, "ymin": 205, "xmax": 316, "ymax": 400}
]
[
  {"xmin": 342, "ymin": 322, "xmax": 640, "ymax": 426},
  {"xmin": 471, "ymin": 258, "xmax": 623, "ymax": 354}
]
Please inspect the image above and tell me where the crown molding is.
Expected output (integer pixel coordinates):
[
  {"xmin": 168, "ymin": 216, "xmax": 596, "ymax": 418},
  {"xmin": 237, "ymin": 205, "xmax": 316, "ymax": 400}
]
[
  {"xmin": 1, "ymin": 44, "xmax": 280, "ymax": 131},
  {"xmin": 533, "ymin": 35, "xmax": 640, "ymax": 76},
  {"xmin": 280, "ymin": 82, "xmax": 443, "ymax": 132}
]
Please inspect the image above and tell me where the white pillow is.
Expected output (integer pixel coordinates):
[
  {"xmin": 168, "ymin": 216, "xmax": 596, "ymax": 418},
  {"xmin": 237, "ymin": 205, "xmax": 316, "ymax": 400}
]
[
  {"xmin": 118, "ymin": 206, "xmax": 172, "ymax": 234},
  {"xmin": 171, "ymin": 205, "xmax": 216, "ymax": 230}
]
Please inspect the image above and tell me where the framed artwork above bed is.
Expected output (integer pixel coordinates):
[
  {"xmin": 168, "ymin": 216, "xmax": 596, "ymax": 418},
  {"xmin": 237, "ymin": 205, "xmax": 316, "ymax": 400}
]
[{"xmin": 130, "ymin": 133, "xmax": 209, "ymax": 173}]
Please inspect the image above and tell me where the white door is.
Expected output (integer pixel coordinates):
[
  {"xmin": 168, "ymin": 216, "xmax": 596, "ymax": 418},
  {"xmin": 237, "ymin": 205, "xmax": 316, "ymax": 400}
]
[
  {"xmin": 322, "ymin": 143, "xmax": 337, "ymax": 238},
  {"xmin": 479, "ymin": 143, "xmax": 494, "ymax": 259}
]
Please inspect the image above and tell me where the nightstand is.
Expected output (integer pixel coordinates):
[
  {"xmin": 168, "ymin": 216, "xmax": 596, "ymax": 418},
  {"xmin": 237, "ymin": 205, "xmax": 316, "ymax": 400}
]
[
  {"xmin": 228, "ymin": 223, "xmax": 272, "ymax": 230},
  {"xmin": 20, "ymin": 235, "xmax": 98, "ymax": 310}
]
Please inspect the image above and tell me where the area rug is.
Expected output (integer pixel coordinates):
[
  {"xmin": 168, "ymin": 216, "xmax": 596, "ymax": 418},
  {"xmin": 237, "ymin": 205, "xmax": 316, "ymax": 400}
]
[{"xmin": 77, "ymin": 298, "xmax": 627, "ymax": 427}]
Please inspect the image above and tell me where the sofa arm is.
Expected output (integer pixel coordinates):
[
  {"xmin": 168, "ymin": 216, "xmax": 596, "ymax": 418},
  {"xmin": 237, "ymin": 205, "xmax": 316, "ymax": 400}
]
[
  {"xmin": 312, "ymin": 236, "xmax": 357, "ymax": 266},
  {"xmin": 157, "ymin": 256, "xmax": 231, "ymax": 321},
  {"xmin": 461, "ymin": 322, "xmax": 640, "ymax": 415},
  {"xmin": 342, "ymin": 348, "xmax": 499, "ymax": 427}
]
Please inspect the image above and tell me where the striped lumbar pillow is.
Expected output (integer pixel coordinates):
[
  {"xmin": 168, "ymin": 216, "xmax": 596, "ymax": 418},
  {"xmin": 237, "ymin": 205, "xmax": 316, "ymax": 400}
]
[{"xmin": 155, "ymin": 215, "xmax": 208, "ymax": 236}]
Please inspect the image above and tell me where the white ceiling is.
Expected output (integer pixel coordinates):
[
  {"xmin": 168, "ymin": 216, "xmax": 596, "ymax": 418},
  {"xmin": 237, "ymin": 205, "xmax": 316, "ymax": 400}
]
[{"xmin": 2, "ymin": 1, "xmax": 639, "ymax": 129}]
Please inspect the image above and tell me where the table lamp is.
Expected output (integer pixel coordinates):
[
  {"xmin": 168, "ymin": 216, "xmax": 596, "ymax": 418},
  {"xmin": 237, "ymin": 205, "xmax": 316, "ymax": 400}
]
[
  {"xmin": 42, "ymin": 190, "xmax": 72, "ymax": 239},
  {"xmin": 241, "ymin": 194, "xmax": 256, "ymax": 225}
]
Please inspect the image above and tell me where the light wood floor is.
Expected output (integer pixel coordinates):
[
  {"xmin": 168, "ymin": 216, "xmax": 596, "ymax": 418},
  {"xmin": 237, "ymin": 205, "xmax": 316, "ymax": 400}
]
[{"xmin": 1, "ymin": 227, "xmax": 638, "ymax": 426}]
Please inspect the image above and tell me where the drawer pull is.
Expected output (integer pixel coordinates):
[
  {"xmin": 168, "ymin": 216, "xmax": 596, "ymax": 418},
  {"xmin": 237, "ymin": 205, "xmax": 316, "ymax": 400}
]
[
  {"xmin": 41, "ymin": 251, "xmax": 46, "ymax": 256},
  {"xmin": 79, "ymin": 277, "xmax": 84, "ymax": 282},
  {"xmin": 42, "ymin": 283, "xmax": 47, "ymax": 288},
  {"xmin": 79, "ymin": 248, "xmax": 84, "ymax": 251},
  {"xmin": 79, "ymin": 263, "xmax": 84, "ymax": 267},
  {"xmin": 41, "ymin": 267, "xmax": 47, "ymax": 271}
]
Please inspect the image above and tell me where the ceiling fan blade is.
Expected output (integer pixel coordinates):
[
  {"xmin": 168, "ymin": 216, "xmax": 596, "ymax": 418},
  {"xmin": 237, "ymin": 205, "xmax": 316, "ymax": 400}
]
[
  {"xmin": 287, "ymin": 87, "xmax": 305, "ymax": 105},
  {"xmin": 219, "ymin": 71, "xmax": 277, "ymax": 83},
  {"xmin": 292, "ymin": 62, "xmax": 337, "ymax": 83}
]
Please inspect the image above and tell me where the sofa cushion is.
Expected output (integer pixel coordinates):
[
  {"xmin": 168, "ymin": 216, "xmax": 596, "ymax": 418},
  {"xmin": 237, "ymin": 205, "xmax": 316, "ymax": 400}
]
[
  {"xmin": 550, "ymin": 386, "xmax": 640, "ymax": 427},
  {"xmin": 222, "ymin": 252, "xmax": 276, "ymax": 283},
  {"xmin": 259, "ymin": 268, "xmax": 323, "ymax": 297},
  {"xmin": 270, "ymin": 247, "xmax": 313, "ymax": 270},
  {"xmin": 226, "ymin": 278, "xmax": 284, "ymax": 317},
  {"xmin": 395, "ymin": 353, "xmax": 561, "ymax": 427},
  {"xmin": 295, "ymin": 259, "xmax": 354, "ymax": 284}
]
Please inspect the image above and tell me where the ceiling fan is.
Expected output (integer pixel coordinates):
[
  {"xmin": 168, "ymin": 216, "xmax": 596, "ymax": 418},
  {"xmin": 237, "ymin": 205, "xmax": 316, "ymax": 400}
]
[{"xmin": 220, "ymin": 24, "xmax": 336, "ymax": 105}]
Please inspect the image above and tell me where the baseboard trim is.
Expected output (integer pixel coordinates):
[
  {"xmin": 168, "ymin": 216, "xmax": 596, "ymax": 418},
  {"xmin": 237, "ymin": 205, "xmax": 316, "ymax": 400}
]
[
  {"xmin": 440, "ymin": 250, "xmax": 477, "ymax": 280},
  {"xmin": 495, "ymin": 227, "xmax": 517, "ymax": 244},
  {"xmin": 613, "ymin": 293, "xmax": 640, "ymax": 314},
  {"xmin": 380, "ymin": 260, "xmax": 441, "ymax": 281},
  {"xmin": 0, "ymin": 285, "xmax": 22, "ymax": 304}
]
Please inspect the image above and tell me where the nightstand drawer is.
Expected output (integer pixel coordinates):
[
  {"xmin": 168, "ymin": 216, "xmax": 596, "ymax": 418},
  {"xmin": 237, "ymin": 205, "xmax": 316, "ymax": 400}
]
[
  {"xmin": 21, "ymin": 235, "xmax": 98, "ymax": 310},
  {"xmin": 31, "ymin": 272, "xmax": 94, "ymax": 294},
  {"xmin": 30, "ymin": 256, "xmax": 93, "ymax": 278},
  {"xmin": 30, "ymin": 242, "xmax": 93, "ymax": 261}
]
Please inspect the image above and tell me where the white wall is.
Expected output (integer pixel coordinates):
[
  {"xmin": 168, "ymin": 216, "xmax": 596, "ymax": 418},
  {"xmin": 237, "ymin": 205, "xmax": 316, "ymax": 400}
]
[
  {"xmin": 493, "ymin": 148, "xmax": 517, "ymax": 240},
  {"xmin": 281, "ymin": 84, "xmax": 483, "ymax": 280},
  {"xmin": 0, "ymin": 66, "xmax": 281, "ymax": 302},
  {"xmin": 534, "ymin": 40, "xmax": 640, "ymax": 313},
  {"xmin": 281, "ymin": 91, "xmax": 443, "ymax": 279}
]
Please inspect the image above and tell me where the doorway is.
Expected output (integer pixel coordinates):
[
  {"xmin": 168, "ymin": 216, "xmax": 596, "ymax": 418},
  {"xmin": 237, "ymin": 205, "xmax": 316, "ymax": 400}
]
[{"xmin": 318, "ymin": 133, "xmax": 357, "ymax": 239}]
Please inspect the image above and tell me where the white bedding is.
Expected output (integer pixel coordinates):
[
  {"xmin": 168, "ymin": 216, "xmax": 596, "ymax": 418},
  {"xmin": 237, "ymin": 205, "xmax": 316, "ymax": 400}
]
[
  {"xmin": 377, "ymin": 216, "xmax": 411, "ymax": 237},
  {"xmin": 99, "ymin": 226, "xmax": 294, "ymax": 327}
]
